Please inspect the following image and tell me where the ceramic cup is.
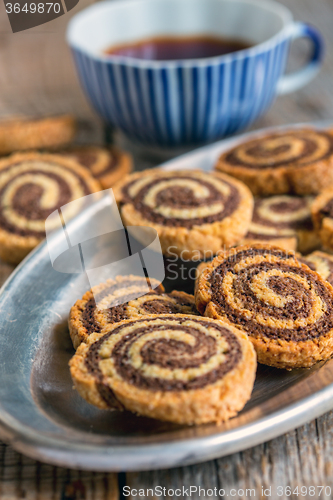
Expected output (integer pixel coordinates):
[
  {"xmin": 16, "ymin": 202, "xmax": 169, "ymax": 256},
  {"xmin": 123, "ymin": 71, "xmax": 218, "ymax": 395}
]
[{"xmin": 67, "ymin": 0, "xmax": 324, "ymax": 147}]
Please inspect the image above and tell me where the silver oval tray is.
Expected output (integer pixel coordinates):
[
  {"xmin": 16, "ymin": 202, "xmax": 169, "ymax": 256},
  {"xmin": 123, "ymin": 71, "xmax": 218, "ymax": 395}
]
[{"xmin": 1, "ymin": 123, "xmax": 333, "ymax": 471}]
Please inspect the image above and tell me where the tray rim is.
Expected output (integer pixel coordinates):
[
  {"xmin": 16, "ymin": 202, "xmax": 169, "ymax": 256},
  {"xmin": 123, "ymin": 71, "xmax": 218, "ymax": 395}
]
[
  {"xmin": 0, "ymin": 374, "xmax": 333, "ymax": 471},
  {"xmin": 1, "ymin": 120, "xmax": 333, "ymax": 471}
]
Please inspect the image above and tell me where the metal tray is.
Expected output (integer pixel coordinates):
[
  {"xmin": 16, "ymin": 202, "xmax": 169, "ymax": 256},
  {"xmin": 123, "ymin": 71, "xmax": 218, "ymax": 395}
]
[{"xmin": 1, "ymin": 123, "xmax": 333, "ymax": 472}]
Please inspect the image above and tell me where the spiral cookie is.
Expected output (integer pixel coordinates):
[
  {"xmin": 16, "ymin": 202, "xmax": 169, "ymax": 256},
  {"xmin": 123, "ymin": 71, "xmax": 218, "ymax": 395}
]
[
  {"xmin": 0, "ymin": 152, "xmax": 100, "ymax": 264},
  {"xmin": 195, "ymin": 244, "xmax": 333, "ymax": 369},
  {"xmin": 113, "ymin": 169, "xmax": 253, "ymax": 259},
  {"xmin": 69, "ymin": 275, "xmax": 198, "ymax": 349},
  {"xmin": 299, "ymin": 251, "xmax": 333, "ymax": 287},
  {"xmin": 58, "ymin": 145, "xmax": 132, "ymax": 189},
  {"xmin": 215, "ymin": 128, "xmax": 333, "ymax": 196},
  {"xmin": 69, "ymin": 314, "xmax": 256, "ymax": 424},
  {"xmin": 0, "ymin": 115, "xmax": 76, "ymax": 155},
  {"xmin": 243, "ymin": 195, "xmax": 317, "ymax": 253}
]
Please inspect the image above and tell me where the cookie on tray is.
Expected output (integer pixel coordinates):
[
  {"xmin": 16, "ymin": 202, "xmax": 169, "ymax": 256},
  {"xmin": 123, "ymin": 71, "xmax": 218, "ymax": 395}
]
[
  {"xmin": 195, "ymin": 244, "xmax": 333, "ymax": 369},
  {"xmin": 69, "ymin": 314, "xmax": 256, "ymax": 424},
  {"xmin": 215, "ymin": 128, "xmax": 333, "ymax": 196},
  {"xmin": 0, "ymin": 152, "xmax": 100, "ymax": 264},
  {"xmin": 242, "ymin": 195, "xmax": 317, "ymax": 253},
  {"xmin": 58, "ymin": 145, "xmax": 132, "ymax": 189},
  {"xmin": 113, "ymin": 169, "xmax": 253, "ymax": 259},
  {"xmin": 69, "ymin": 275, "xmax": 198, "ymax": 349},
  {"xmin": 311, "ymin": 187, "xmax": 333, "ymax": 250},
  {"xmin": 0, "ymin": 115, "xmax": 76, "ymax": 155},
  {"xmin": 196, "ymin": 261, "xmax": 211, "ymax": 280},
  {"xmin": 298, "ymin": 251, "xmax": 333, "ymax": 286}
]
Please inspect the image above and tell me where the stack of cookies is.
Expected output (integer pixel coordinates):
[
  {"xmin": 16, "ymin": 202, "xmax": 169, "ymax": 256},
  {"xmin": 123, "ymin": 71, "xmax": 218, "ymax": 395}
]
[
  {"xmin": 69, "ymin": 274, "xmax": 257, "ymax": 425},
  {"xmin": 68, "ymin": 125, "xmax": 333, "ymax": 427},
  {"xmin": 0, "ymin": 115, "xmax": 133, "ymax": 263},
  {"xmin": 69, "ymin": 244, "xmax": 333, "ymax": 424}
]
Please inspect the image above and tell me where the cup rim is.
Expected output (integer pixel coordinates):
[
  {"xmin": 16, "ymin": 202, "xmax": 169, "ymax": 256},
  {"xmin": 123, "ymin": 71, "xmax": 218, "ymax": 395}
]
[{"xmin": 67, "ymin": 0, "xmax": 294, "ymax": 67}]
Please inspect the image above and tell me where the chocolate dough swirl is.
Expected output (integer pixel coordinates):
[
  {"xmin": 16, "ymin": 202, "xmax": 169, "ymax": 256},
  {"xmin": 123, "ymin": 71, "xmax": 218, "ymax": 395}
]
[
  {"xmin": 120, "ymin": 171, "xmax": 241, "ymax": 228},
  {"xmin": 69, "ymin": 276, "xmax": 197, "ymax": 349},
  {"xmin": 59, "ymin": 146, "xmax": 118, "ymax": 179},
  {"xmin": 85, "ymin": 316, "xmax": 242, "ymax": 397},
  {"xmin": 90, "ymin": 290, "xmax": 197, "ymax": 328},
  {"xmin": 223, "ymin": 130, "xmax": 333, "ymax": 169},
  {"xmin": 208, "ymin": 247, "xmax": 333, "ymax": 342},
  {"xmin": 246, "ymin": 195, "xmax": 313, "ymax": 240},
  {"xmin": 318, "ymin": 198, "xmax": 333, "ymax": 221},
  {"xmin": 0, "ymin": 154, "xmax": 98, "ymax": 238},
  {"xmin": 81, "ymin": 278, "xmax": 159, "ymax": 334}
]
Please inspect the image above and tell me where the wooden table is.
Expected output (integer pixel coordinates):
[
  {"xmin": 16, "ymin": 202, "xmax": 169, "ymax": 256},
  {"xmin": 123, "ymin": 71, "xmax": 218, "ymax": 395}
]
[{"xmin": 0, "ymin": 0, "xmax": 333, "ymax": 498}]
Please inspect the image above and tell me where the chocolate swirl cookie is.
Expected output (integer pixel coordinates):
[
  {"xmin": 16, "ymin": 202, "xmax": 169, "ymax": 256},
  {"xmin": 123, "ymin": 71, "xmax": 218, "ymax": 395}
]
[
  {"xmin": 69, "ymin": 275, "xmax": 197, "ymax": 349},
  {"xmin": 215, "ymin": 128, "xmax": 333, "ymax": 196},
  {"xmin": 311, "ymin": 187, "xmax": 333, "ymax": 250},
  {"xmin": 299, "ymin": 251, "xmax": 333, "ymax": 286},
  {"xmin": 0, "ymin": 115, "xmax": 76, "ymax": 155},
  {"xmin": 243, "ymin": 195, "xmax": 317, "ymax": 253},
  {"xmin": 195, "ymin": 244, "xmax": 333, "ymax": 369},
  {"xmin": 59, "ymin": 145, "xmax": 132, "ymax": 189},
  {"xmin": 69, "ymin": 314, "xmax": 256, "ymax": 424},
  {"xmin": 113, "ymin": 169, "xmax": 253, "ymax": 259},
  {"xmin": 0, "ymin": 152, "xmax": 100, "ymax": 264}
]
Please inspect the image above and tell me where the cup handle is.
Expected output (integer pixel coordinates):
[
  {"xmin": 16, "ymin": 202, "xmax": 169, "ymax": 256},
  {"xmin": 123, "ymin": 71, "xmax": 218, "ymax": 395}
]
[{"xmin": 277, "ymin": 22, "xmax": 324, "ymax": 95}]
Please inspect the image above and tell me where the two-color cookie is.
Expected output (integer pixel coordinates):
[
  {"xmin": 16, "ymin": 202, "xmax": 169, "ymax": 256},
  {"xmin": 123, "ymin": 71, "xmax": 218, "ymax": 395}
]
[
  {"xmin": 0, "ymin": 152, "xmax": 100, "ymax": 264},
  {"xmin": 58, "ymin": 145, "xmax": 132, "ymax": 189},
  {"xmin": 243, "ymin": 195, "xmax": 317, "ymax": 253},
  {"xmin": 195, "ymin": 244, "xmax": 333, "ymax": 369},
  {"xmin": 312, "ymin": 187, "xmax": 333, "ymax": 250},
  {"xmin": 69, "ymin": 314, "xmax": 256, "ymax": 424},
  {"xmin": 113, "ymin": 169, "xmax": 253, "ymax": 259},
  {"xmin": 69, "ymin": 275, "xmax": 197, "ymax": 349},
  {"xmin": 216, "ymin": 128, "xmax": 333, "ymax": 196},
  {"xmin": 0, "ymin": 115, "xmax": 76, "ymax": 155}
]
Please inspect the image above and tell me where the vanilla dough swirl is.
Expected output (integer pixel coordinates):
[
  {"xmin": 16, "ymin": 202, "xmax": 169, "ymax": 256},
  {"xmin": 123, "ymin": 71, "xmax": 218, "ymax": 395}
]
[
  {"xmin": 0, "ymin": 152, "xmax": 100, "ymax": 264},
  {"xmin": 195, "ymin": 244, "xmax": 333, "ymax": 369},
  {"xmin": 70, "ymin": 314, "xmax": 256, "ymax": 424},
  {"xmin": 216, "ymin": 128, "xmax": 333, "ymax": 196}
]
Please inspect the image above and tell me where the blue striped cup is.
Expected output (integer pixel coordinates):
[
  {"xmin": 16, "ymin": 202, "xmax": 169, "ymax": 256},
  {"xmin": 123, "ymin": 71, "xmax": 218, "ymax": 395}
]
[{"xmin": 67, "ymin": 0, "xmax": 324, "ymax": 147}]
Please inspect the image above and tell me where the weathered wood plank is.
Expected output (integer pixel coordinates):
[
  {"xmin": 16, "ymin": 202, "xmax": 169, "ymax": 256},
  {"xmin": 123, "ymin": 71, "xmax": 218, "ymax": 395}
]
[
  {"xmin": 0, "ymin": 443, "xmax": 119, "ymax": 499},
  {"xmin": 126, "ymin": 417, "xmax": 333, "ymax": 500},
  {"xmin": 126, "ymin": 461, "xmax": 220, "ymax": 500}
]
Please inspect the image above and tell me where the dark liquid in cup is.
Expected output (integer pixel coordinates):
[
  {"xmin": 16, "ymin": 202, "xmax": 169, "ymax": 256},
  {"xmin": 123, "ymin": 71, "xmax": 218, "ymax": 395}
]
[{"xmin": 104, "ymin": 35, "xmax": 251, "ymax": 61}]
